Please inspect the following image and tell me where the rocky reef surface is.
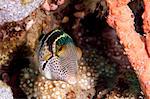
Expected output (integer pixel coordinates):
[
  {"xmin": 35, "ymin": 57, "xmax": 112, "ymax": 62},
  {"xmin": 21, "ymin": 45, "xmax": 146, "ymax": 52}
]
[{"xmin": 0, "ymin": 0, "xmax": 44, "ymax": 25}]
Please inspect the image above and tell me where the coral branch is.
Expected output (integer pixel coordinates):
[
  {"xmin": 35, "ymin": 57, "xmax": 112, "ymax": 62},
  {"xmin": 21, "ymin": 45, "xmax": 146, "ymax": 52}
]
[
  {"xmin": 142, "ymin": 0, "xmax": 150, "ymax": 56},
  {"xmin": 106, "ymin": 0, "xmax": 150, "ymax": 98}
]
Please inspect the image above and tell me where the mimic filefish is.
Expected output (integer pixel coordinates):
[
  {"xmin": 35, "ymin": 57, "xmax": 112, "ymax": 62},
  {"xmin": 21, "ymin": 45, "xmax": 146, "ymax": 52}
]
[{"xmin": 37, "ymin": 29, "xmax": 80, "ymax": 84}]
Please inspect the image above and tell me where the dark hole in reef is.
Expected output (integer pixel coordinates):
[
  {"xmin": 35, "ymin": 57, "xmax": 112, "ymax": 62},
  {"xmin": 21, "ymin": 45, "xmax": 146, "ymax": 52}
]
[
  {"xmin": 80, "ymin": 12, "xmax": 106, "ymax": 36},
  {"xmin": 8, "ymin": 43, "xmax": 32, "ymax": 98},
  {"xmin": 128, "ymin": 0, "xmax": 144, "ymax": 35}
]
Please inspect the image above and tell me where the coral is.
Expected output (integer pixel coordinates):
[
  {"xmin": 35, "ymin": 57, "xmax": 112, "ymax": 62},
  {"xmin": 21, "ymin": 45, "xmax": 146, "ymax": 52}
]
[
  {"xmin": 19, "ymin": 67, "xmax": 39, "ymax": 98},
  {"xmin": 106, "ymin": 0, "xmax": 150, "ymax": 98},
  {"xmin": 0, "ymin": 39, "xmax": 25, "ymax": 67},
  {"xmin": 100, "ymin": 28, "xmax": 143, "ymax": 98},
  {"xmin": 19, "ymin": 66, "xmax": 95, "ymax": 99},
  {"xmin": 42, "ymin": 0, "xmax": 66, "ymax": 11},
  {"xmin": 35, "ymin": 76, "xmax": 95, "ymax": 99},
  {"xmin": 0, "ymin": 53, "xmax": 9, "ymax": 66},
  {"xmin": 0, "ymin": 32, "xmax": 26, "ymax": 66},
  {"xmin": 0, "ymin": 0, "xmax": 44, "ymax": 25},
  {"xmin": 0, "ymin": 21, "xmax": 28, "ymax": 67},
  {"xmin": 77, "ymin": 49, "xmax": 98, "ymax": 91},
  {"xmin": 142, "ymin": 0, "xmax": 150, "ymax": 56},
  {"xmin": 0, "ymin": 80, "xmax": 13, "ymax": 99}
]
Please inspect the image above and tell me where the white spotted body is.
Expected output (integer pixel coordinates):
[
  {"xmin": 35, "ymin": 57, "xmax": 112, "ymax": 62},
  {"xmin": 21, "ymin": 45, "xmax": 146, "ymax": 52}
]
[{"xmin": 37, "ymin": 29, "xmax": 78, "ymax": 84}]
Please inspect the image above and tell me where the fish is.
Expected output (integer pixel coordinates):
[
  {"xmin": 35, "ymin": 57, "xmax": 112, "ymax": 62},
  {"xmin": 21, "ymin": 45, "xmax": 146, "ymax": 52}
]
[{"xmin": 37, "ymin": 29, "xmax": 79, "ymax": 84}]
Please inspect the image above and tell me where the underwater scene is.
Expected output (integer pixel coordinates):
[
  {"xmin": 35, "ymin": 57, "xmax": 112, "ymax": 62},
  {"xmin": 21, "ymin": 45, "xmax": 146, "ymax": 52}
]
[{"xmin": 0, "ymin": 0, "xmax": 149, "ymax": 99}]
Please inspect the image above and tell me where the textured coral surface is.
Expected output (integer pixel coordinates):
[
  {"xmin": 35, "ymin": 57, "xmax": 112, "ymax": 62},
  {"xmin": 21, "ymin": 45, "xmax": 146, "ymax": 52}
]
[
  {"xmin": 0, "ymin": 80, "xmax": 13, "ymax": 99},
  {"xmin": 106, "ymin": 0, "xmax": 150, "ymax": 98},
  {"xmin": 0, "ymin": 0, "xmax": 44, "ymax": 25}
]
